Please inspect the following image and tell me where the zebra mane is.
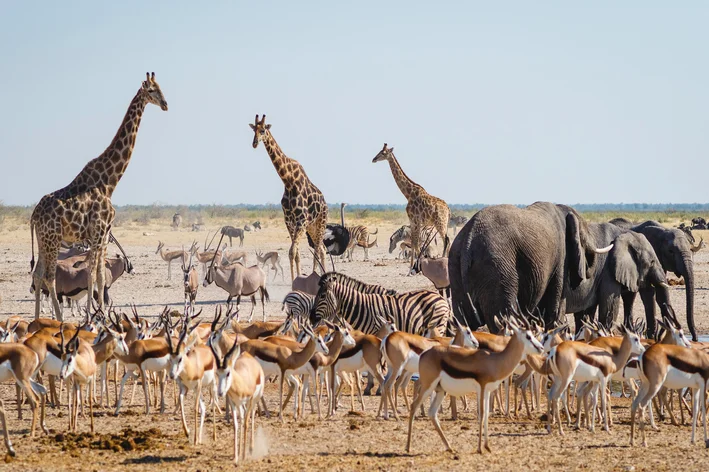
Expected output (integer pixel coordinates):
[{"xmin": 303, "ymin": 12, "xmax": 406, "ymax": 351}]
[{"xmin": 320, "ymin": 272, "xmax": 397, "ymax": 295}]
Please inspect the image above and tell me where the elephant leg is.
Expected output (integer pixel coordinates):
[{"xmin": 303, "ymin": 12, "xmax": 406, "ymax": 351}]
[
  {"xmin": 621, "ymin": 290, "xmax": 637, "ymax": 328},
  {"xmin": 639, "ymin": 288, "xmax": 657, "ymax": 339}
]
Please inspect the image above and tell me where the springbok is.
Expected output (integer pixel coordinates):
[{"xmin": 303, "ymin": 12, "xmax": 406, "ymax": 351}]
[
  {"xmin": 0, "ymin": 342, "xmax": 48, "ymax": 456},
  {"xmin": 156, "ymin": 241, "xmax": 195, "ymax": 280},
  {"xmin": 209, "ymin": 336, "xmax": 265, "ymax": 464},
  {"xmin": 256, "ymin": 250, "xmax": 285, "ymax": 281},
  {"xmin": 405, "ymin": 314, "xmax": 543, "ymax": 454}
]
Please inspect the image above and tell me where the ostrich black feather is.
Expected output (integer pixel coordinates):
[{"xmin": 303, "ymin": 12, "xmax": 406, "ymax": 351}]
[{"xmin": 307, "ymin": 224, "xmax": 350, "ymax": 256}]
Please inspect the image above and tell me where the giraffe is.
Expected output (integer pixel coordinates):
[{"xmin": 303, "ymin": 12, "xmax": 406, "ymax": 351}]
[
  {"xmin": 372, "ymin": 143, "xmax": 450, "ymax": 269},
  {"xmin": 30, "ymin": 72, "xmax": 168, "ymax": 321},
  {"xmin": 249, "ymin": 115, "xmax": 328, "ymax": 281}
]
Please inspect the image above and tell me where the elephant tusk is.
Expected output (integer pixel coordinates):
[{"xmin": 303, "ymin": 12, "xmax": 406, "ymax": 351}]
[
  {"xmin": 594, "ymin": 244, "xmax": 613, "ymax": 254},
  {"xmin": 659, "ymin": 282, "xmax": 671, "ymax": 289}
]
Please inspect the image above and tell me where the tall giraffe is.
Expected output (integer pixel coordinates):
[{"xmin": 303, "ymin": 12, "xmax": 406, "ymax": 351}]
[
  {"xmin": 249, "ymin": 115, "xmax": 328, "ymax": 281},
  {"xmin": 372, "ymin": 143, "xmax": 450, "ymax": 269},
  {"xmin": 30, "ymin": 73, "xmax": 168, "ymax": 321}
]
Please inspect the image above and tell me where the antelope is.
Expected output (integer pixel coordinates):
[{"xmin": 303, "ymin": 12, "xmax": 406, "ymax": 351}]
[
  {"xmin": 192, "ymin": 231, "xmax": 224, "ymax": 276},
  {"xmin": 292, "ymin": 272, "xmax": 320, "ymax": 296},
  {"xmin": 222, "ymin": 246, "xmax": 248, "ymax": 266},
  {"xmin": 92, "ymin": 312, "xmax": 130, "ymax": 409},
  {"xmin": 380, "ymin": 317, "xmax": 478, "ymax": 420},
  {"xmin": 0, "ymin": 342, "xmax": 48, "ymax": 456},
  {"xmin": 328, "ymin": 331, "xmax": 387, "ymax": 417},
  {"xmin": 209, "ymin": 336, "xmax": 265, "ymax": 464},
  {"xmin": 240, "ymin": 322, "xmax": 328, "ymax": 422},
  {"xmin": 156, "ymin": 240, "xmax": 195, "ymax": 280},
  {"xmin": 182, "ymin": 250, "xmax": 199, "ymax": 312},
  {"xmin": 405, "ymin": 315, "xmax": 543, "ymax": 454},
  {"xmin": 300, "ymin": 321, "xmax": 356, "ymax": 419},
  {"xmin": 204, "ymin": 259, "xmax": 270, "ymax": 323},
  {"xmin": 165, "ymin": 316, "xmax": 217, "ymax": 445},
  {"xmin": 1, "ymin": 317, "xmax": 29, "ymax": 341},
  {"xmin": 630, "ymin": 341, "xmax": 709, "ymax": 447},
  {"xmin": 113, "ymin": 322, "xmax": 172, "ymax": 415},
  {"xmin": 30, "ymin": 254, "xmax": 133, "ymax": 315},
  {"xmin": 546, "ymin": 320, "xmax": 646, "ymax": 435},
  {"xmin": 256, "ymin": 250, "xmax": 285, "ymax": 281},
  {"xmin": 58, "ymin": 325, "xmax": 98, "ymax": 433},
  {"xmin": 0, "ymin": 321, "xmax": 23, "ymax": 344}
]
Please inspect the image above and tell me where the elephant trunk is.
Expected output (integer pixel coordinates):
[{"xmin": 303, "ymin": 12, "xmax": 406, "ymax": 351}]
[{"xmin": 679, "ymin": 255, "xmax": 697, "ymax": 341}]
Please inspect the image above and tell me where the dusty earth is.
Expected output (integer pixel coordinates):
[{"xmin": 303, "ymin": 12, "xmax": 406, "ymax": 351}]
[{"xmin": 0, "ymin": 220, "xmax": 708, "ymax": 471}]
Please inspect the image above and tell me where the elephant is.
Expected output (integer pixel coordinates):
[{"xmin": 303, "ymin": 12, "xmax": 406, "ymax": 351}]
[
  {"xmin": 566, "ymin": 224, "xmax": 672, "ymax": 337},
  {"xmin": 449, "ymin": 202, "xmax": 613, "ymax": 331},
  {"xmin": 621, "ymin": 220, "xmax": 702, "ymax": 341},
  {"xmin": 607, "ymin": 217, "xmax": 634, "ymax": 230}
]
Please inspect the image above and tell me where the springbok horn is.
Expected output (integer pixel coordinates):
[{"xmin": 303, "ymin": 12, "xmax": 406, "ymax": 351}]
[{"xmin": 594, "ymin": 244, "xmax": 614, "ymax": 254}]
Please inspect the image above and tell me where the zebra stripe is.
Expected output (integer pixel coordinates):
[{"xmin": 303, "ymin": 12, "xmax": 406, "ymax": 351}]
[
  {"xmin": 282, "ymin": 291, "xmax": 314, "ymax": 321},
  {"xmin": 313, "ymin": 273, "xmax": 450, "ymax": 336}
]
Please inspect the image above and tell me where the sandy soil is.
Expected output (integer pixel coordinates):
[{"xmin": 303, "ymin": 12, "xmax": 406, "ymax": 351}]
[{"xmin": 0, "ymin": 221, "xmax": 708, "ymax": 471}]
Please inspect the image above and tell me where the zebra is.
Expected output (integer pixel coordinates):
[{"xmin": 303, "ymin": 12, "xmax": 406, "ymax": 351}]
[
  {"xmin": 282, "ymin": 290, "xmax": 314, "ymax": 323},
  {"xmin": 311, "ymin": 272, "xmax": 450, "ymax": 337},
  {"xmin": 342, "ymin": 226, "xmax": 378, "ymax": 262}
]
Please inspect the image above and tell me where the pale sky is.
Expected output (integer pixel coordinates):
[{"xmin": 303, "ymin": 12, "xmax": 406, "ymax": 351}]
[{"xmin": 1, "ymin": 2, "xmax": 707, "ymax": 206}]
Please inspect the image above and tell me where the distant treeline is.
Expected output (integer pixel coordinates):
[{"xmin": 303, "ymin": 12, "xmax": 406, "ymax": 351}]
[
  {"xmin": 115, "ymin": 202, "xmax": 709, "ymax": 213},
  {"xmin": 2, "ymin": 202, "xmax": 709, "ymax": 228}
]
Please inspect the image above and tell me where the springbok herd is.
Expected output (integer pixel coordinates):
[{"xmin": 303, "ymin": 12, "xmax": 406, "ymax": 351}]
[{"xmin": 8, "ymin": 73, "xmax": 709, "ymax": 467}]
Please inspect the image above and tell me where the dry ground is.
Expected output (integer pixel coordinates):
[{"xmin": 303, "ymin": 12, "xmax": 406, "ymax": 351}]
[{"xmin": 0, "ymin": 220, "xmax": 708, "ymax": 471}]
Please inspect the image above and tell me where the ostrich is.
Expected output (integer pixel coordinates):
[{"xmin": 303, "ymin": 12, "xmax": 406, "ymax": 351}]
[{"xmin": 307, "ymin": 202, "xmax": 350, "ymax": 258}]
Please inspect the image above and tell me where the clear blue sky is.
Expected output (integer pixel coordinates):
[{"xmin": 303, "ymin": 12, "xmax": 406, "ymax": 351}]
[{"xmin": 1, "ymin": 2, "xmax": 707, "ymax": 206}]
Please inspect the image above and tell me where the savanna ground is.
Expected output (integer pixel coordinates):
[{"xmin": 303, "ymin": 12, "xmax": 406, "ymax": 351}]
[{"xmin": 0, "ymin": 207, "xmax": 709, "ymax": 471}]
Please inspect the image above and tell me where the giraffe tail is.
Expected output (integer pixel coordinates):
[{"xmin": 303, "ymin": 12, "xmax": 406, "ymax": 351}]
[{"xmin": 29, "ymin": 218, "xmax": 36, "ymax": 273}]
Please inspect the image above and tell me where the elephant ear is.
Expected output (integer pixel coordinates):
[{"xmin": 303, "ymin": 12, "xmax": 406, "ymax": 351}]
[
  {"xmin": 610, "ymin": 238, "xmax": 639, "ymax": 292},
  {"xmin": 565, "ymin": 213, "xmax": 586, "ymax": 289}
]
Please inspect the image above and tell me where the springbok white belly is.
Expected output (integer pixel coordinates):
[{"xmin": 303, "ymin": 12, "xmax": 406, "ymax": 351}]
[
  {"xmin": 439, "ymin": 371, "xmax": 482, "ymax": 397},
  {"xmin": 663, "ymin": 366, "xmax": 703, "ymax": 390},
  {"xmin": 142, "ymin": 355, "xmax": 170, "ymax": 372},
  {"xmin": 201, "ymin": 369, "xmax": 215, "ymax": 387},
  {"xmin": 257, "ymin": 360, "xmax": 280, "ymax": 378},
  {"xmin": 402, "ymin": 350, "xmax": 421, "ymax": 374},
  {"xmin": 335, "ymin": 351, "xmax": 365, "ymax": 374},
  {"xmin": 42, "ymin": 353, "xmax": 62, "ymax": 376},
  {"xmin": 573, "ymin": 360, "xmax": 604, "ymax": 383}
]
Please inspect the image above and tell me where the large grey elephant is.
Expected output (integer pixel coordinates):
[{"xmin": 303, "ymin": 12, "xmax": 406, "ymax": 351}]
[
  {"xmin": 449, "ymin": 202, "xmax": 612, "ymax": 331},
  {"xmin": 621, "ymin": 220, "xmax": 702, "ymax": 340},
  {"xmin": 567, "ymin": 224, "xmax": 672, "ymax": 336}
]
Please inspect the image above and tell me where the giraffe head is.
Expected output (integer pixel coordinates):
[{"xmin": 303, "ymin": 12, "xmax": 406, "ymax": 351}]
[
  {"xmin": 140, "ymin": 72, "xmax": 168, "ymax": 111},
  {"xmin": 249, "ymin": 114, "xmax": 271, "ymax": 148},
  {"xmin": 372, "ymin": 143, "xmax": 394, "ymax": 163}
]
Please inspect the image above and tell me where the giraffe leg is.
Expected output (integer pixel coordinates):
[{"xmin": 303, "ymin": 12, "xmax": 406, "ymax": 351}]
[
  {"xmin": 84, "ymin": 246, "xmax": 97, "ymax": 315},
  {"xmin": 45, "ymin": 259, "xmax": 64, "ymax": 322},
  {"xmin": 32, "ymin": 253, "xmax": 46, "ymax": 321},
  {"xmin": 95, "ymin": 238, "xmax": 108, "ymax": 311},
  {"xmin": 289, "ymin": 226, "xmax": 306, "ymax": 281},
  {"xmin": 409, "ymin": 223, "xmax": 421, "ymax": 272}
]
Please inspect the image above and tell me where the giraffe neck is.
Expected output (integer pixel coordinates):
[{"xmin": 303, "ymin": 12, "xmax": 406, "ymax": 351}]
[
  {"xmin": 263, "ymin": 131, "xmax": 296, "ymax": 187},
  {"xmin": 386, "ymin": 155, "xmax": 422, "ymax": 200},
  {"xmin": 66, "ymin": 88, "xmax": 149, "ymax": 197}
]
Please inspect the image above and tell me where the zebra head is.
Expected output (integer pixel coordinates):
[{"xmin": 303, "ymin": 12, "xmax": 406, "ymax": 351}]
[{"xmin": 311, "ymin": 278, "xmax": 338, "ymax": 324}]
